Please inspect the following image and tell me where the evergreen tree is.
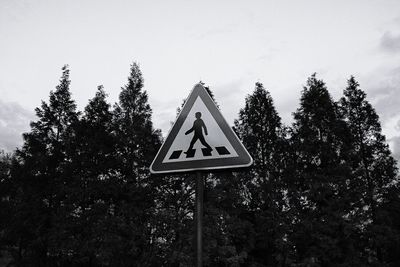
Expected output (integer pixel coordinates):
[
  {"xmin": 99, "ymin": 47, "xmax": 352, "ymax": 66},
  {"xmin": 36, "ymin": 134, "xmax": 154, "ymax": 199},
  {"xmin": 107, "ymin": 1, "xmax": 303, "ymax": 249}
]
[
  {"xmin": 234, "ymin": 82, "xmax": 289, "ymax": 266},
  {"xmin": 288, "ymin": 74, "xmax": 358, "ymax": 266},
  {"xmin": 0, "ymin": 151, "xmax": 13, "ymax": 264},
  {"xmin": 379, "ymin": 184, "xmax": 400, "ymax": 266},
  {"xmin": 201, "ymin": 170, "xmax": 255, "ymax": 266},
  {"xmin": 176, "ymin": 81, "xmax": 217, "ymax": 116},
  {"xmin": 113, "ymin": 62, "xmax": 161, "ymax": 179},
  {"xmin": 339, "ymin": 76, "xmax": 399, "ymax": 264},
  {"xmin": 152, "ymin": 174, "xmax": 195, "ymax": 266},
  {"xmin": 111, "ymin": 62, "xmax": 162, "ymax": 265},
  {"xmin": 157, "ymin": 84, "xmax": 246, "ymax": 266},
  {"xmin": 57, "ymin": 85, "xmax": 118, "ymax": 265},
  {"xmin": 5, "ymin": 63, "xmax": 399, "ymax": 266},
  {"xmin": 9, "ymin": 65, "xmax": 79, "ymax": 265},
  {"xmin": 153, "ymin": 83, "xmax": 214, "ymax": 266},
  {"xmin": 190, "ymin": 85, "xmax": 250, "ymax": 266}
]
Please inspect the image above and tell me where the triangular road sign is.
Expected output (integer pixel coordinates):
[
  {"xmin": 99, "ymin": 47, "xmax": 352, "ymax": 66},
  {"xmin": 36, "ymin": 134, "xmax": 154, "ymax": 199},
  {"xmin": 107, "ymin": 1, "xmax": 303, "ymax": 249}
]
[{"xmin": 150, "ymin": 83, "xmax": 253, "ymax": 174}]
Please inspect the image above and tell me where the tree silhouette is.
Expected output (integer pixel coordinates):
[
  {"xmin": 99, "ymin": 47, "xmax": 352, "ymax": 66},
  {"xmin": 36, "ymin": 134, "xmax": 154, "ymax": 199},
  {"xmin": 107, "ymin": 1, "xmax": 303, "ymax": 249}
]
[
  {"xmin": 340, "ymin": 76, "xmax": 399, "ymax": 264},
  {"xmin": 234, "ymin": 82, "xmax": 289, "ymax": 266},
  {"xmin": 1, "ymin": 65, "xmax": 399, "ymax": 267},
  {"xmin": 110, "ymin": 62, "xmax": 162, "ymax": 265},
  {"xmin": 8, "ymin": 65, "xmax": 79, "ymax": 265},
  {"xmin": 288, "ymin": 74, "xmax": 358, "ymax": 265}
]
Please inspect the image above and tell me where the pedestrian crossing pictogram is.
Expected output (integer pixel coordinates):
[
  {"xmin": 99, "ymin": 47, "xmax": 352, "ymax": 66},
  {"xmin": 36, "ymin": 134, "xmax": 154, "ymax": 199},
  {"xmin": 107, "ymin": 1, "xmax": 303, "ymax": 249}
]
[
  {"xmin": 150, "ymin": 83, "xmax": 253, "ymax": 174},
  {"xmin": 161, "ymin": 96, "xmax": 239, "ymax": 163}
]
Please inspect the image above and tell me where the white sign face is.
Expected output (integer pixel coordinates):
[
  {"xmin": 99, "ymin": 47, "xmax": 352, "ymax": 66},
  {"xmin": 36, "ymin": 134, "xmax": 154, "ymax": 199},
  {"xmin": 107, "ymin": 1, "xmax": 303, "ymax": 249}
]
[
  {"xmin": 163, "ymin": 97, "xmax": 238, "ymax": 163},
  {"xmin": 150, "ymin": 83, "xmax": 253, "ymax": 174}
]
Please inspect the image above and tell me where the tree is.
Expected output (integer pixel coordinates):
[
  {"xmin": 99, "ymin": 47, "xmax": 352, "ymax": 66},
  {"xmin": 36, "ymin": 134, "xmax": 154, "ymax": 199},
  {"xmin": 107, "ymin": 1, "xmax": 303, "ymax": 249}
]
[
  {"xmin": 339, "ymin": 76, "xmax": 399, "ymax": 264},
  {"xmin": 152, "ymin": 83, "xmax": 214, "ymax": 266},
  {"xmin": 113, "ymin": 62, "xmax": 161, "ymax": 179},
  {"xmin": 152, "ymin": 173, "xmax": 195, "ymax": 266},
  {"xmin": 378, "ymin": 184, "xmax": 400, "ymax": 266},
  {"xmin": 55, "ymin": 85, "xmax": 119, "ymax": 265},
  {"xmin": 156, "ymin": 83, "xmax": 252, "ymax": 266},
  {"xmin": 234, "ymin": 82, "xmax": 289, "ymax": 266},
  {"xmin": 288, "ymin": 74, "xmax": 358, "ymax": 266},
  {"xmin": 110, "ymin": 62, "xmax": 162, "ymax": 265},
  {"xmin": 201, "ymin": 170, "xmax": 255, "ymax": 266},
  {"xmin": 9, "ymin": 65, "xmax": 79, "ymax": 265},
  {"xmin": 176, "ymin": 81, "xmax": 218, "ymax": 116},
  {"xmin": 0, "ymin": 151, "xmax": 13, "ymax": 265}
]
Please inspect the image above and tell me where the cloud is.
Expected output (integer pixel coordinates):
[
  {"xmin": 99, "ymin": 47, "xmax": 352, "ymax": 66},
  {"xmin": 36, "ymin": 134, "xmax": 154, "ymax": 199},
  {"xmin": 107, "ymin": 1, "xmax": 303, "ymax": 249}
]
[
  {"xmin": 380, "ymin": 31, "xmax": 400, "ymax": 53},
  {"xmin": 0, "ymin": 100, "xmax": 33, "ymax": 152},
  {"xmin": 357, "ymin": 46, "xmax": 400, "ymax": 164},
  {"xmin": 388, "ymin": 135, "xmax": 400, "ymax": 166},
  {"xmin": 393, "ymin": 120, "xmax": 400, "ymax": 164},
  {"xmin": 364, "ymin": 63, "xmax": 400, "ymax": 122}
]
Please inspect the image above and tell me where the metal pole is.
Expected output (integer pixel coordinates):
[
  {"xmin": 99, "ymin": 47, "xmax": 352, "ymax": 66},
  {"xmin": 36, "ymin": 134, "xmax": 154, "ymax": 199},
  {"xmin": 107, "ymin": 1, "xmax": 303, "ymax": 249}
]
[{"xmin": 195, "ymin": 171, "xmax": 204, "ymax": 267}]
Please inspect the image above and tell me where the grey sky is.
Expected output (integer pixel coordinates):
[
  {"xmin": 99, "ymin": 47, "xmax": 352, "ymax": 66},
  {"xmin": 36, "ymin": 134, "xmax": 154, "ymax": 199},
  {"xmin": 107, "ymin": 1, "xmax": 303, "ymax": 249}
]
[{"xmin": 1, "ymin": 0, "xmax": 400, "ymax": 160}]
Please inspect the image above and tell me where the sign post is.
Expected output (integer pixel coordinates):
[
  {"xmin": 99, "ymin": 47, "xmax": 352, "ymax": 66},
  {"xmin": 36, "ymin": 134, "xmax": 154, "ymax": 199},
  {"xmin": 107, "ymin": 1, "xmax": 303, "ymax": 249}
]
[
  {"xmin": 150, "ymin": 83, "xmax": 253, "ymax": 266},
  {"xmin": 195, "ymin": 171, "xmax": 203, "ymax": 267}
]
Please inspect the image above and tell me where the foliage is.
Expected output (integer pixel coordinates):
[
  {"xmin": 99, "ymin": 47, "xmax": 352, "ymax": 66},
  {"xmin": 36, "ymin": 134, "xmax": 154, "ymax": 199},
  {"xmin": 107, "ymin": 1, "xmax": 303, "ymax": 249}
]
[
  {"xmin": 339, "ymin": 76, "xmax": 399, "ymax": 265},
  {"xmin": 1, "ymin": 67, "xmax": 398, "ymax": 267},
  {"xmin": 288, "ymin": 74, "xmax": 360, "ymax": 266},
  {"xmin": 234, "ymin": 82, "xmax": 289, "ymax": 266}
]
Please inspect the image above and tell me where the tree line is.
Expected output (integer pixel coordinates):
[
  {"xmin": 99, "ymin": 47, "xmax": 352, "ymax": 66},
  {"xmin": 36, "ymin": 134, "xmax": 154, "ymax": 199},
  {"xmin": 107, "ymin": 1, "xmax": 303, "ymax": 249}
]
[{"xmin": 0, "ymin": 63, "xmax": 399, "ymax": 266}]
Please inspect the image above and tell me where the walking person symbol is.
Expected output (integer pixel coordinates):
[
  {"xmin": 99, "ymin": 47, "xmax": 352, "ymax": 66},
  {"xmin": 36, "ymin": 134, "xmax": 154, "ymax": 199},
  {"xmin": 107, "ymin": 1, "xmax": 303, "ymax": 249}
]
[{"xmin": 184, "ymin": 112, "xmax": 212, "ymax": 155}]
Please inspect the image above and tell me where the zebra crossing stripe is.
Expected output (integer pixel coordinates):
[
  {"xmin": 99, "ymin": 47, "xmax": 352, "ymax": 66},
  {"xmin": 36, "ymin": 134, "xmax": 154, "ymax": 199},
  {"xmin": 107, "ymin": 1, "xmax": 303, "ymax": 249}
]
[
  {"xmin": 168, "ymin": 146, "xmax": 231, "ymax": 160},
  {"xmin": 169, "ymin": 150, "xmax": 182, "ymax": 160}
]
